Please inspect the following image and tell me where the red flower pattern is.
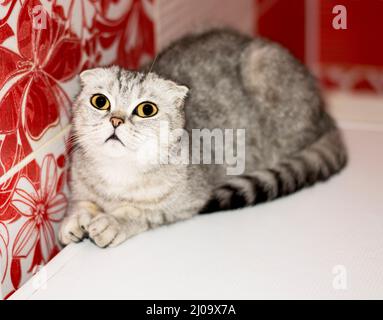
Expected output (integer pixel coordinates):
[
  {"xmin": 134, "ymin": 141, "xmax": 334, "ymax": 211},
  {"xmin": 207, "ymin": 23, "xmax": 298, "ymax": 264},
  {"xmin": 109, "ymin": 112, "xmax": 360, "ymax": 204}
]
[
  {"xmin": 0, "ymin": 0, "xmax": 80, "ymax": 140},
  {"xmin": 11, "ymin": 154, "xmax": 67, "ymax": 288},
  {"xmin": 0, "ymin": 0, "xmax": 154, "ymax": 299}
]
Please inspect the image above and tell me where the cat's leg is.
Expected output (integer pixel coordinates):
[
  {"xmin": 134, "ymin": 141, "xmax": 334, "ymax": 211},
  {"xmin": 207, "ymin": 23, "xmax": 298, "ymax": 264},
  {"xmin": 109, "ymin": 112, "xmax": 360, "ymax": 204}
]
[
  {"xmin": 86, "ymin": 206, "xmax": 147, "ymax": 248},
  {"xmin": 87, "ymin": 202, "xmax": 201, "ymax": 248},
  {"xmin": 59, "ymin": 201, "xmax": 101, "ymax": 245},
  {"xmin": 85, "ymin": 170, "xmax": 209, "ymax": 248}
]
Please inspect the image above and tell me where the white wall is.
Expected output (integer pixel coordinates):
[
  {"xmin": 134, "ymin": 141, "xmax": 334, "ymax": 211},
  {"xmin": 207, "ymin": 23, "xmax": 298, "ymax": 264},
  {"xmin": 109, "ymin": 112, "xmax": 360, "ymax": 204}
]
[{"xmin": 155, "ymin": 0, "xmax": 254, "ymax": 51}]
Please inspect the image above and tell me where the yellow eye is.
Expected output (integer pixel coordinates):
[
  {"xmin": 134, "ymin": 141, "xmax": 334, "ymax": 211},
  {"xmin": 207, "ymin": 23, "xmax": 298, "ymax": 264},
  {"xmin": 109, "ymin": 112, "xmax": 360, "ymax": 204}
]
[
  {"xmin": 134, "ymin": 102, "xmax": 158, "ymax": 118},
  {"xmin": 90, "ymin": 94, "xmax": 110, "ymax": 110}
]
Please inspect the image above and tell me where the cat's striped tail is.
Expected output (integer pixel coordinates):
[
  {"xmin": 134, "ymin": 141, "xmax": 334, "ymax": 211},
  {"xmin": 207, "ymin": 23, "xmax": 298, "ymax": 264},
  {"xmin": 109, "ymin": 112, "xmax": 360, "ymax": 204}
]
[{"xmin": 199, "ymin": 128, "xmax": 347, "ymax": 214}]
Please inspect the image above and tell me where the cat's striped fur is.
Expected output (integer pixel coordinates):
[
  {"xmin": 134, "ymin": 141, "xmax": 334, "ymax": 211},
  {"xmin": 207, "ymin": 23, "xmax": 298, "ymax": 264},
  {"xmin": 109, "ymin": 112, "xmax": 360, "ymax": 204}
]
[{"xmin": 200, "ymin": 128, "xmax": 347, "ymax": 213}]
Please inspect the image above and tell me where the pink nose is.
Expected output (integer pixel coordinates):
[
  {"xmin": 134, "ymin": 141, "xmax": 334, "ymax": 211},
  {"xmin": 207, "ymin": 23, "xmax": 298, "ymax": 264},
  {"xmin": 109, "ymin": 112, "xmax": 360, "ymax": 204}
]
[{"xmin": 110, "ymin": 117, "xmax": 124, "ymax": 128}]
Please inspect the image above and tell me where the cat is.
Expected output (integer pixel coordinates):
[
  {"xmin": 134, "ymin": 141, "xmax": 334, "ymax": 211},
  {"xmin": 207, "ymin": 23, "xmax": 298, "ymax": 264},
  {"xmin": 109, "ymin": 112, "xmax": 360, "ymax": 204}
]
[{"xmin": 59, "ymin": 29, "xmax": 347, "ymax": 248}]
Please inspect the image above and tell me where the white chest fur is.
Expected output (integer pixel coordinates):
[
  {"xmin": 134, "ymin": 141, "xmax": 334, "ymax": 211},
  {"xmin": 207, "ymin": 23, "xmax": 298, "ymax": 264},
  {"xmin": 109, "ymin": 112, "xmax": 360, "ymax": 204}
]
[{"xmin": 92, "ymin": 156, "xmax": 186, "ymax": 206}]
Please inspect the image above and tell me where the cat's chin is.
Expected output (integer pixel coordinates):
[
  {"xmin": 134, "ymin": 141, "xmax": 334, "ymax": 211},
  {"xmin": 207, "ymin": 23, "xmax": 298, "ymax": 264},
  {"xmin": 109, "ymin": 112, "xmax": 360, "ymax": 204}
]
[{"xmin": 99, "ymin": 141, "xmax": 130, "ymax": 158}]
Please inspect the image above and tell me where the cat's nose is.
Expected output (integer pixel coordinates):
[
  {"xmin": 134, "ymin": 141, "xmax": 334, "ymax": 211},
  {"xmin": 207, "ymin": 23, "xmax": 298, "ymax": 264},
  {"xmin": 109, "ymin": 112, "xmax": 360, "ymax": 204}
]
[{"xmin": 110, "ymin": 117, "xmax": 124, "ymax": 128}]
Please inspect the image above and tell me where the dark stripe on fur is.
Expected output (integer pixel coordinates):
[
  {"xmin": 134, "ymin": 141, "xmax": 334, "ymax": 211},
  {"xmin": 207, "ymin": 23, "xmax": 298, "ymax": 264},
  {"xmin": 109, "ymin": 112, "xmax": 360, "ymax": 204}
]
[
  {"xmin": 267, "ymin": 169, "xmax": 284, "ymax": 197},
  {"xmin": 221, "ymin": 185, "xmax": 247, "ymax": 209},
  {"xmin": 315, "ymin": 149, "xmax": 333, "ymax": 181},
  {"xmin": 294, "ymin": 156, "xmax": 317, "ymax": 187},
  {"xmin": 199, "ymin": 197, "xmax": 222, "ymax": 214},
  {"xmin": 280, "ymin": 162, "xmax": 299, "ymax": 192},
  {"xmin": 199, "ymin": 184, "xmax": 247, "ymax": 214},
  {"xmin": 242, "ymin": 175, "xmax": 270, "ymax": 205}
]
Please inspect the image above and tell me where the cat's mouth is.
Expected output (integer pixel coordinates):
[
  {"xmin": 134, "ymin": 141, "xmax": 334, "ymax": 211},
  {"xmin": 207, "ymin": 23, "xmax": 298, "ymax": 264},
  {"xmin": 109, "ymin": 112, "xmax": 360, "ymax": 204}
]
[{"xmin": 105, "ymin": 133, "xmax": 125, "ymax": 146}]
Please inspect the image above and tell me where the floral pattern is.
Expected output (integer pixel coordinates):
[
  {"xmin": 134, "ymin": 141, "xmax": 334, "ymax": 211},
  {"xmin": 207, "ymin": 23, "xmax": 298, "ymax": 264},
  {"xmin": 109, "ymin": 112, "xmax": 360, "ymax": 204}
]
[
  {"xmin": 11, "ymin": 155, "xmax": 67, "ymax": 288},
  {"xmin": 0, "ymin": 0, "xmax": 154, "ymax": 299}
]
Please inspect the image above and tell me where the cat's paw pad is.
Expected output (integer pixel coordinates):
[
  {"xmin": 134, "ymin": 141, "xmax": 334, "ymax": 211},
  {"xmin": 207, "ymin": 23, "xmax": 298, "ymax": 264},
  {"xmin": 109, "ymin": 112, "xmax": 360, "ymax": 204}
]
[
  {"xmin": 88, "ymin": 214, "xmax": 126, "ymax": 248},
  {"xmin": 59, "ymin": 212, "xmax": 92, "ymax": 245}
]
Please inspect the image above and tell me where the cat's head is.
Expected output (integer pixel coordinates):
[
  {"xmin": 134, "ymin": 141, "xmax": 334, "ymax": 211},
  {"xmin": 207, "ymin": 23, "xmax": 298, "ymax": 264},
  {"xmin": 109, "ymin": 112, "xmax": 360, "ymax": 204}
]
[{"xmin": 72, "ymin": 66, "xmax": 189, "ymax": 168}]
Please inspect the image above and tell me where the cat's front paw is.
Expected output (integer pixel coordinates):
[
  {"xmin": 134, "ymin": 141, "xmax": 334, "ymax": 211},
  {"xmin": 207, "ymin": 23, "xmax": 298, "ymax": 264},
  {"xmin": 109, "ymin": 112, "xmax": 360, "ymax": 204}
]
[
  {"xmin": 88, "ymin": 214, "xmax": 127, "ymax": 248},
  {"xmin": 59, "ymin": 211, "xmax": 92, "ymax": 245}
]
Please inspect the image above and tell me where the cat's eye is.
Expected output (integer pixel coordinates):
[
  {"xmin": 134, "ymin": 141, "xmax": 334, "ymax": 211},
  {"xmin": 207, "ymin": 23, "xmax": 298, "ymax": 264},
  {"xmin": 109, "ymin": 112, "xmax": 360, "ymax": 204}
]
[
  {"xmin": 90, "ymin": 94, "xmax": 110, "ymax": 110},
  {"xmin": 133, "ymin": 102, "xmax": 158, "ymax": 118}
]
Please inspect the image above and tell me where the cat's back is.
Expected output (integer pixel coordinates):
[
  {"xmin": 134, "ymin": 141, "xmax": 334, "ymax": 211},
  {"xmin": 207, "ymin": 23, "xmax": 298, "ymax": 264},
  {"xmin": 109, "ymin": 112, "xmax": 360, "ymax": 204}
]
[
  {"xmin": 152, "ymin": 29, "xmax": 252, "ymax": 85},
  {"xmin": 152, "ymin": 29, "xmax": 257, "ymax": 132}
]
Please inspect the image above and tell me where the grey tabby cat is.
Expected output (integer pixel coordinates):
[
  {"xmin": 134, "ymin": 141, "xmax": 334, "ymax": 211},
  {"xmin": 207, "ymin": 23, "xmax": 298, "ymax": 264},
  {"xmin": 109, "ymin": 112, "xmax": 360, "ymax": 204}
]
[{"xmin": 59, "ymin": 30, "xmax": 347, "ymax": 248}]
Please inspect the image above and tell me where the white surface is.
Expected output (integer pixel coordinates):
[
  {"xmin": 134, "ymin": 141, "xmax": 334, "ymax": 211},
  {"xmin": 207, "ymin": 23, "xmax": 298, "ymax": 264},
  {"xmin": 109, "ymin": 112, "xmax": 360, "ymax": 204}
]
[
  {"xmin": 324, "ymin": 91, "xmax": 383, "ymax": 128},
  {"xmin": 10, "ymin": 123, "xmax": 383, "ymax": 300}
]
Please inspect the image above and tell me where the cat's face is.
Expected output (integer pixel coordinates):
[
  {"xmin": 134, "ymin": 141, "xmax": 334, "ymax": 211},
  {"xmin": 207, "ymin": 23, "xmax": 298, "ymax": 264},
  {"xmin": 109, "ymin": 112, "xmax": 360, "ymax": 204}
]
[{"xmin": 72, "ymin": 66, "xmax": 188, "ymax": 168}]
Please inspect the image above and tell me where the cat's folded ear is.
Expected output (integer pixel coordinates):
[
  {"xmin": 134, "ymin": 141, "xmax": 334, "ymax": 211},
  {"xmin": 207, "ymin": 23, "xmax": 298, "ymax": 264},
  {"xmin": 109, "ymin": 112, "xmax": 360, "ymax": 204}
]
[
  {"xmin": 79, "ymin": 68, "xmax": 103, "ymax": 86},
  {"xmin": 175, "ymin": 84, "xmax": 189, "ymax": 99},
  {"xmin": 167, "ymin": 80, "xmax": 189, "ymax": 107},
  {"xmin": 79, "ymin": 66, "xmax": 119, "ymax": 87}
]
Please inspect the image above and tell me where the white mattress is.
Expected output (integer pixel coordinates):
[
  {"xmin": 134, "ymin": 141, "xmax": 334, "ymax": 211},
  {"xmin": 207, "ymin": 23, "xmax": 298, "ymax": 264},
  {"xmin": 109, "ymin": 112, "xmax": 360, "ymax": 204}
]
[{"xmin": 10, "ymin": 94, "xmax": 383, "ymax": 299}]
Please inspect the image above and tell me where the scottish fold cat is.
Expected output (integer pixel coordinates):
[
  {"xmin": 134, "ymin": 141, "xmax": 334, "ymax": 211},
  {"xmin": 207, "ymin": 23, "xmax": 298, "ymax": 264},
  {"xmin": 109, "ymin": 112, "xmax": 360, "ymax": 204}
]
[{"xmin": 59, "ymin": 30, "xmax": 347, "ymax": 248}]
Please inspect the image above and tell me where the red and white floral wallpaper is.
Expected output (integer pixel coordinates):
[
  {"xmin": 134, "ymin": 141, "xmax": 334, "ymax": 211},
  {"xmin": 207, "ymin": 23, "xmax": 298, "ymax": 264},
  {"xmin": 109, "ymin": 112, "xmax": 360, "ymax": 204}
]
[{"xmin": 0, "ymin": 0, "xmax": 154, "ymax": 299}]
